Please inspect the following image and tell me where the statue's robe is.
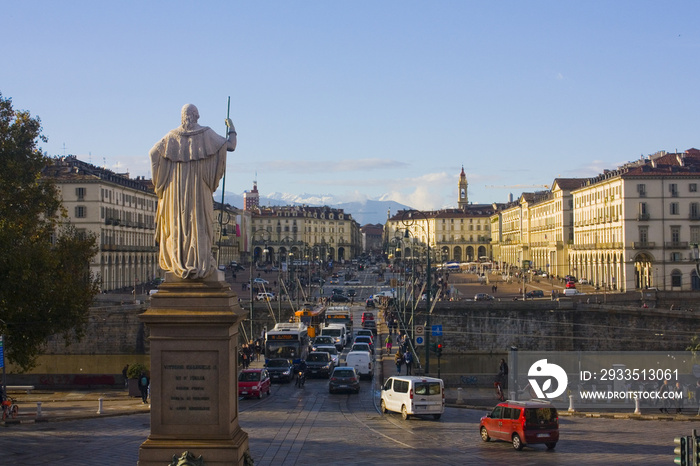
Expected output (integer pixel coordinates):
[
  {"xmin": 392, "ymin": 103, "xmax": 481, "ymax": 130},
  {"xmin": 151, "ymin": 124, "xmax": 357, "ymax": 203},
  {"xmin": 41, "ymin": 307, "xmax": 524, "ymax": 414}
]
[{"xmin": 150, "ymin": 125, "xmax": 227, "ymax": 279}]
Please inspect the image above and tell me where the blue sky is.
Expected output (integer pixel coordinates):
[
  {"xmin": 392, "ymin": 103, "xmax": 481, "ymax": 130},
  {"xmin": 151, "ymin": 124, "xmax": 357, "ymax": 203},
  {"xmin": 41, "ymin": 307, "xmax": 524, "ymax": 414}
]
[{"xmin": 3, "ymin": 1, "xmax": 699, "ymax": 211}]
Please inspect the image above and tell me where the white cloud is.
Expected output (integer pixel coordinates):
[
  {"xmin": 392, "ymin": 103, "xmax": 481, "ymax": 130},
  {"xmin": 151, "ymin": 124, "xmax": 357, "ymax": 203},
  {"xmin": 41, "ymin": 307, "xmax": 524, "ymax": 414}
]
[{"xmin": 381, "ymin": 171, "xmax": 453, "ymax": 210}]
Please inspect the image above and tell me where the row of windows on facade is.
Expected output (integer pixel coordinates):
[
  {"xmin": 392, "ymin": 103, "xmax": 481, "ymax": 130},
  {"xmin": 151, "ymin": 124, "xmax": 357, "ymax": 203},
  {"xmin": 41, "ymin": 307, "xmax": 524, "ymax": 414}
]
[
  {"xmin": 636, "ymin": 182, "xmax": 697, "ymax": 197},
  {"xmin": 261, "ymin": 211, "xmax": 346, "ymax": 220},
  {"xmin": 439, "ymin": 218, "xmax": 488, "ymax": 224},
  {"xmin": 436, "ymin": 223, "xmax": 488, "ymax": 231},
  {"xmin": 571, "ymin": 182, "xmax": 698, "ymax": 206},
  {"xmin": 638, "ymin": 201, "xmax": 700, "ymax": 217},
  {"xmin": 637, "ymin": 225, "xmax": 700, "ymax": 244},
  {"xmin": 437, "ymin": 235, "xmax": 490, "ymax": 242},
  {"xmin": 72, "ymin": 187, "xmax": 157, "ymax": 211},
  {"xmin": 256, "ymin": 224, "xmax": 347, "ymax": 234},
  {"xmin": 100, "ymin": 230, "xmax": 154, "ymax": 247}
]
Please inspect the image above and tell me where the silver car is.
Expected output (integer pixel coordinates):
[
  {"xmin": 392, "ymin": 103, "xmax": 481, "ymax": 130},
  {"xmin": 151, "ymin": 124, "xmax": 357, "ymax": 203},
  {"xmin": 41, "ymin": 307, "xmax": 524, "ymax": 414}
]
[{"xmin": 315, "ymin": 345, "xmax": 340, "ymax": 366}]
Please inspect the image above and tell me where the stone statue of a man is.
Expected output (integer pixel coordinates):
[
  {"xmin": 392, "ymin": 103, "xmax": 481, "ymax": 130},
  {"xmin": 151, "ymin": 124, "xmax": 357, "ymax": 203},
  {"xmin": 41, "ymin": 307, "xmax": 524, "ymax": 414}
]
[{"xmin": 150, "ymin": 104, "xmax": 237, "ymax": 279}]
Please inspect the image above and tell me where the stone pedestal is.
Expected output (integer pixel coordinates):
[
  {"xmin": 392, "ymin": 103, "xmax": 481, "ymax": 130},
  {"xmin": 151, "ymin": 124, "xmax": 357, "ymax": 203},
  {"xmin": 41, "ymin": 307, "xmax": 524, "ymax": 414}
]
[{"xmin": 138, "ymin": 272, "xmax": 249, "ymax": 466}]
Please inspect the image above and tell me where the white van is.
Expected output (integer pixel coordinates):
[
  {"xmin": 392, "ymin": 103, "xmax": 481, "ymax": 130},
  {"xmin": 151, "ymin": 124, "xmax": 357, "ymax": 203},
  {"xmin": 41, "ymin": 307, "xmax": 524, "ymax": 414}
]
[
  {"xmin": 380, "ymin": 376, "xmax": 445, "ymax": 420},
  {"xmin": 320, "ymin": 324, "xmax": 347, "ymax": 350},
  {"xmin": 345, "ymin": 351, "xmax": 373, "ymax": 380}
]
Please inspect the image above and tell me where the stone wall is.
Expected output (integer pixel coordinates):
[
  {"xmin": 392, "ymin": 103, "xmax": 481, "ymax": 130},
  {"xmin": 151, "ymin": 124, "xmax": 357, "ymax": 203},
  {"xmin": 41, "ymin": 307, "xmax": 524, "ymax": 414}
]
[
  {"xmin": 42, "ymin": 301, "xmax": 150, "ymax": 355},
  {"xmin": 417, "ymin": 299, "xmax": 697, "ymax": 354}
]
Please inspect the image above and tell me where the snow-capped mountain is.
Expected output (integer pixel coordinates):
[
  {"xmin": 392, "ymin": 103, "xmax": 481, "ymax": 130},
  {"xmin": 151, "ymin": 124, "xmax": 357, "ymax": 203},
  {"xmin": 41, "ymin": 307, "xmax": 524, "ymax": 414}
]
[{"xmin": 221, "ymin": 191, "xmax": 411, "ymax": 225}]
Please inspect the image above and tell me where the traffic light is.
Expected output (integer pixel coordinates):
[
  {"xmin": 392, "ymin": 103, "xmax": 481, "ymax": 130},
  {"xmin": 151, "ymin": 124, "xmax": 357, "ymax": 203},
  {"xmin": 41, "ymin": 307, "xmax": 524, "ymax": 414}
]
[
  {"xmin": 437, "ymin": 343, "xmax": 443, "ymax": 358},
  {"xmin": 674, "ymin": 436, "xmax": 688, "ymax": 466},
  {"xmin": 675, "ymin": 436, "xmax": 687, "ymax": 465}
]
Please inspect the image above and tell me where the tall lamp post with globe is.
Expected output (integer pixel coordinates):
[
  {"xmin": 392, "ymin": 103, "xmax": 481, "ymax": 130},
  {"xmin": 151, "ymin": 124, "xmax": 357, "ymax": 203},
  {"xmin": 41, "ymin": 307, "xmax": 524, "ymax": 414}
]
[
  {"xmin": 402, "ymin": 228, "xmax": 422, "ymax": 344},
  {"xmin": 250, "ymin": 229, "xmax": 271, "ymax": 340},
  {"xmin": 402, "ymin": 210, "xmax": 432, "ymax": 374}
]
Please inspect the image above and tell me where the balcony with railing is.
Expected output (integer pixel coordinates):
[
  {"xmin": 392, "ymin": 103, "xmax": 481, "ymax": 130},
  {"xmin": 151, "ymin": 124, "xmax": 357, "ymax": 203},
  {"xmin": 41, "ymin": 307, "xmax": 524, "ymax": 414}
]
[
  {"xmin": 665, "ymin": 241, "xmax": 689, "ymax": 249},
  {"xmin": 633, "ymin": 242, "xmax": 656, "ymax": 249}
]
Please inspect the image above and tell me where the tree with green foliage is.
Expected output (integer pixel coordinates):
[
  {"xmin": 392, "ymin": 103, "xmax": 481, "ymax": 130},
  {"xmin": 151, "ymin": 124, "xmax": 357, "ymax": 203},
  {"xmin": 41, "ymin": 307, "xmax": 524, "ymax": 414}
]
[{"xmin": 0, "ymin": 93, "xmax": 101, "ymax": 371}]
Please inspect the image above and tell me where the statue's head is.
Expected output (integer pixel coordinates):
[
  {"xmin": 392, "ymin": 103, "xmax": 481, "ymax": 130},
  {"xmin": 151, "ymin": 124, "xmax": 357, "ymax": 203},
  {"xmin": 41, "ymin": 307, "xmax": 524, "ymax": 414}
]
[{"xmin": 181, "ymin": 104, "xmax": 200, "ymax": 129}]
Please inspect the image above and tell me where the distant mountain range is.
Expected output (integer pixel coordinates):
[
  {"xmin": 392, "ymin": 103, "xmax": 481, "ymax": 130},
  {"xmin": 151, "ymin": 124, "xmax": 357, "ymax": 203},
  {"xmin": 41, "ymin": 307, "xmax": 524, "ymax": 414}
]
[{"xmin": 221, "ymin": 191, "xmax": 411, "ymax": 225}]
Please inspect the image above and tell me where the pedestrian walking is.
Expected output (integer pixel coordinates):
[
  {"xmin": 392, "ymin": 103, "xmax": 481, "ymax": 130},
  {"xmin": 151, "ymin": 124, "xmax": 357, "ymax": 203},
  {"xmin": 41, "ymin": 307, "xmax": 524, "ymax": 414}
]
[
  {"xmin": 137, "ymin": 372, "xmax": 150, "ymax": 404},
  {"xmin": 658, "ymin": 379, "xmax": 671, "ymax": 413},
  {"xmin": 394, "ymin": 351, "xmax": 403, "ymax": 375},
  {"xmin": 122, "ymin": 364, "xmax": 129, "ymax": 389},
  {"xmin": 674, "ymin": 381, "xmax": 684, "ymax": 414},
  {"xmin": 385, "ymin": 335, "xmax": 393, "ymax": 354},
  {"xmin": 254, "ymin": 339, "xmax": 262, "ymax": 361},
  {"xmin": 498, "ymin": 358, "xmax": 508, "ymax": 388},
  {"xmin": 404, "ymin": 349, "xmax": 413, "ymax": 375}
]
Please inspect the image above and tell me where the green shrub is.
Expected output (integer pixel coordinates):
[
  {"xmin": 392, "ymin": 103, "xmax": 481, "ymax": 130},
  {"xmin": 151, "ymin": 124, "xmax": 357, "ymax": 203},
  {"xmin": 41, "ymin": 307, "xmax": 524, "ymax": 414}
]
[{"xmin": 127, "ymin": 362, "xmax": 148, "ymax": 379}]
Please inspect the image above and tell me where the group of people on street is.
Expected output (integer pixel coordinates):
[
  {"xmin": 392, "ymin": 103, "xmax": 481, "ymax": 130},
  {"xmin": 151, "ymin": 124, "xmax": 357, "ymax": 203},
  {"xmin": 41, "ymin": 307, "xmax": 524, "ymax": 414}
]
[
  {"xmin": 239, "ymin": 338, "xmax": 263, "ymax": 369},
  {"xmin": 383, "ymin": 309, "xmax": 399, "ymax": 335},
  {"xmin": 394, "ymin": 348, "xmax": 414, "ymax": 375},
  {"xmin": 658, "ymin": 379, "xmax": 694, "ymax": 414}
]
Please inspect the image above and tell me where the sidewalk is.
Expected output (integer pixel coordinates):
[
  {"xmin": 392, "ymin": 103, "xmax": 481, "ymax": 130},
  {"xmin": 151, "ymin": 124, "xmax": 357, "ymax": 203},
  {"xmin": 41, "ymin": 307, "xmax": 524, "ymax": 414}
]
[{"xmin": 1, "ymin": 388, "xmax": 150, "ymax": 425}]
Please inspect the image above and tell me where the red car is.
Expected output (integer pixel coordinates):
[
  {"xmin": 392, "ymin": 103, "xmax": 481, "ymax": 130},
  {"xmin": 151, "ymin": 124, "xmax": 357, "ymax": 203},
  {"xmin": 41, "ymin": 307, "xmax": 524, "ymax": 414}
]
[
  {"xmin": 565, "ymin": 281, "xmax": 576, "ymax": 289},
  {"xmin": 361, "ymin": 312, "xmax": 375, "ymax": 323},
  {"xmin": 238, "ymin": 368, "xmax": 271, "ymax": 399},
  {"xmin": 480, "ymin": 400, "xmax": 559, "ymax": 450}
]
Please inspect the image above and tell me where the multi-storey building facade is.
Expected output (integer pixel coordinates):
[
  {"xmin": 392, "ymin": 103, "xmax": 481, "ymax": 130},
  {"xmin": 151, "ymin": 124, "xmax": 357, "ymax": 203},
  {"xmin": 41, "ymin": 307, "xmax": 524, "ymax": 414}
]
[
  {"xmin": 385, "ymin": 168, "xmax": 499, "ymax": 265},
  {"xmin": 44, "ymin": 156, "xmax": 159, "ymax": 292},
  {"xmin": 360, "ymin": 223, "xmax": 384, "ymax": 254},
  {"xmin": 248, "ymin": 205, "xmax": 362, "ymax": 265},
  {"xmin": 492, "ymin": 179, "xmax": 584, "ymax": 278},
  {"xmin": 243, "ymin": 181, "xmax": 260, "ymax": 211},
  {"xmin": 490, "ymin": 149, "xmax": 700, "ymax": 292},
  {"xmin": 569, "ymin": 150, "xmax": 700, "ymax": 292},
  {"xmin": 213, "ymin": 202, "xmax": 251, "ymax": 267}
]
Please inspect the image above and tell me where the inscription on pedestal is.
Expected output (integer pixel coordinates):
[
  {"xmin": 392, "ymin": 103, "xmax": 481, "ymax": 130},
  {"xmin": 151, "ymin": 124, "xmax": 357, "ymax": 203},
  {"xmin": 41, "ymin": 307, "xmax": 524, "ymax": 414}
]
[{"xmin": 162, "ymin": 351, "xmax": 219, "ymax": 425}]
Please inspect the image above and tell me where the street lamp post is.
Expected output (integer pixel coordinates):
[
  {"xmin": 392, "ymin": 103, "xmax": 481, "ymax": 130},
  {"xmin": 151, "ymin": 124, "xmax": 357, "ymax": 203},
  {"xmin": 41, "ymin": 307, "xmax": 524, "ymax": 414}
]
[
  {"xmin": 403, "ymin": 229, "xmax": 421, "ymax": 343},
  {"xmin": 693, "ymin": 243, "xmax": 700, "ymax": 286},
  {"xmin": 250, "ymin": 229, "xmax": 271, "ymax": 341},
  {"xmin": 402, "ymin": 210, "xmax": 431, "ymax": 375},
  {"xmin": 216, "ymin": 208, "xmax": 231, "ymax": 267},
  {"xmin": 0, "ymin": 319, "xmax": 6, "ymax": 402}
]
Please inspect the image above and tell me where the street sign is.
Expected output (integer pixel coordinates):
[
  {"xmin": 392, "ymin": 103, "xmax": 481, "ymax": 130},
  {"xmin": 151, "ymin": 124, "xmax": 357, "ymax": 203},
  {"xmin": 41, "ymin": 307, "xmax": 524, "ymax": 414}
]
[
  {"xmin": 415, "ymin": 336, "xmax": 425, "ymax": 346},
  {"xmin": 0, "ymin": 335, "xmax": 4, "ymax": 368},
  {"xmin": 415, "ymin": 325, "xmax": 424, "ymax": 336},
  {"xmin": 432, "ymin": 325, "xmax": 443, "ymax": 336}
]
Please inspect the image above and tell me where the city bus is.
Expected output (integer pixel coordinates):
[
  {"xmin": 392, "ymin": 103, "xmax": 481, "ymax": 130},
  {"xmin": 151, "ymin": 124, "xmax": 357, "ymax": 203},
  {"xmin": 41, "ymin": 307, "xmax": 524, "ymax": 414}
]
[
  {"xmin": 325, "ymin": 306, "xmax": 353, "ymax": 336},
  {"xmin": 264, "ymin": 322, "xmax": 309, "ymax": 368},
  {"xmin": 294, "ymin": 302, "xmax": 326, "ymax": 338}
]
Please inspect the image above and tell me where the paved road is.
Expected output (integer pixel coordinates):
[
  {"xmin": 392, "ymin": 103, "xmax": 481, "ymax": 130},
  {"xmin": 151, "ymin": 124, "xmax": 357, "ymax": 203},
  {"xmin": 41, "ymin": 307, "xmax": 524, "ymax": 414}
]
[
  {"xmin": 2, "ymin": 273, "xmax": 698, "ymax": 464},
  {"xmin": 2, "ymin": 393, "xmax": 697, "ymax": 465}
]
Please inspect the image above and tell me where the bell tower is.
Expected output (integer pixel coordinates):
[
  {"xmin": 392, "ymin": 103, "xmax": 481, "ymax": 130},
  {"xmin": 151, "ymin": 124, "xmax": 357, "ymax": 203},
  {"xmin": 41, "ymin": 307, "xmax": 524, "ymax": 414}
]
[{"xmin": 458, "ymin": 166, "xmax": 468, "ymax": 209}]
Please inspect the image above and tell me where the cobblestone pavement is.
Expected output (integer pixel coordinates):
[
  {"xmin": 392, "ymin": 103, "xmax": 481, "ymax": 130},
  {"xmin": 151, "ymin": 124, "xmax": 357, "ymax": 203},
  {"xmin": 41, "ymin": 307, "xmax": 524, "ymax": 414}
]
[
  {"xmin": 2, "ymin": 397, "xmax": 699, "ymax": 465},
  {"xmin": 1, "ymin": 277, "xmax": 694, "ymax": 464},
  {"xmin": 3, "ymin": 344, "xmax": 700, "ymax": 466}
]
